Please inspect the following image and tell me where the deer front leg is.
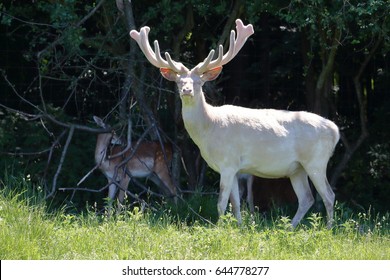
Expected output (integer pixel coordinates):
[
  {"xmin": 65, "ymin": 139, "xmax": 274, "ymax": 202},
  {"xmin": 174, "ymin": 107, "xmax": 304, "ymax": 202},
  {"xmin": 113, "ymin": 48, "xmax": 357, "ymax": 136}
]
[
  {"xmin": 105, "ymin": 180, "xmax": 118, "ymax": 217},
  {"xmin": 117, "ymin": 175, "xmax": 130, "ymax": 206},
  {"xmin": 108, "ymin": 181, "xmax": 117, "ymax": 201},
  {"xmin": 229, "ymin": 179, "xmax": 242, "ymax": 224},
  {"xmin": 218, "ymin": 171, "xmax": 241, "ymax": 224}
]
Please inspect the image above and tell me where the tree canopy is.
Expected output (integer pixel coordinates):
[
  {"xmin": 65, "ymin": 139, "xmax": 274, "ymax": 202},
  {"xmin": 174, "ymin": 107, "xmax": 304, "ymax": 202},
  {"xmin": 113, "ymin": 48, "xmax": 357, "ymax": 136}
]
[{"xmin": 0, "ymin": 0, "xmax": 389, "ymax": 212}]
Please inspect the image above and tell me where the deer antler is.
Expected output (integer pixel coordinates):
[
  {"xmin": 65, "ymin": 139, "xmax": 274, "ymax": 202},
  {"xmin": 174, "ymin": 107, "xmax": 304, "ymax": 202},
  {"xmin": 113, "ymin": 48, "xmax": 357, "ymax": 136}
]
[
  {"xmin": 194, "ymin": 19, "xmax": 254, "ymax": 74},
  {"xmin": 130, "ymin": 27, "xmax": 188, "ymax": 73},
  {"xmin": 130, "ymin": 19, "xmax": 253, "ymax": 75}
]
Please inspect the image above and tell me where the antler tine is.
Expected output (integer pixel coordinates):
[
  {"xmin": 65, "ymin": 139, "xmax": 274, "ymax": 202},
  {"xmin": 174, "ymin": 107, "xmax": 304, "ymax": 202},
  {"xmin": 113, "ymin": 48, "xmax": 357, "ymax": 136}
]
[
  {"xmin": 220, "ymin": 30, "xmax": 237, "ymax": 65},
  {"xmin": 130, "ymin": 27, "xmax": 187, "ymax": 73},
  {"xmin": 195, "ymin": 19, "xmax": 254, "ymax": 74},
  {"xmin": 197, "ymin": 32, "xmax": 235, "ymax": 73},
  {"xmin": 164, "ymin": 52, "xmax": 187, "ymax": 73},
  {"xmin": 152, "ymin": 40, "xmax": 169, "ymax": 68},
  {"xmin": 130, "ymin": 27, "xmax": 159, "ymax": 68},
  {"xmin": 195, "ymin": 48, "xmax": 220, "ymax": 74}
]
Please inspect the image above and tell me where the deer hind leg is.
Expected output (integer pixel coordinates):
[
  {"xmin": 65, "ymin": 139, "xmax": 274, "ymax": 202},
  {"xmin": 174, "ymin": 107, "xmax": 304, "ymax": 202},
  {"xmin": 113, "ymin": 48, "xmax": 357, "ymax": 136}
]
[
  {"xmin": 153, "ymin": 159, "xmax": 177, "ymax": 201},
  {"xmin": 289, "ymin": 168, "xmax": 315, "ymax": 228},
  {"xmin": 150, "ymin": 174, "xmax": 178, "ymax": 204},
  {"xmin": 306, "ymin": 169, "xmax": 335, "ymax": 229},
  {"xmin": 246, "ymin": 175, "xmax": 254, "ymax": 214},
  {"xmin": 218, "ymin": 171, "xmax": 241, "ymax": 224}
]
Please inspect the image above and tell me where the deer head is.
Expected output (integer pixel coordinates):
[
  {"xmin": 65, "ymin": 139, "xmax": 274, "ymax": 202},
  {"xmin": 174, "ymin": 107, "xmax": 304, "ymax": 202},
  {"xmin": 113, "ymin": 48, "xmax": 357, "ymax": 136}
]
[{"xmin": 130, "ymin": 19, "xmax": 254, "ymax": 103}]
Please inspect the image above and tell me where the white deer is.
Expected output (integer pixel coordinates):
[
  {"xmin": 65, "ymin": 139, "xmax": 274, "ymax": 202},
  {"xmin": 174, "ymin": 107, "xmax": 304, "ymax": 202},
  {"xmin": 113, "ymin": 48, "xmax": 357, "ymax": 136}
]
[
  {"xmin": 238, "ymin": 174, "xmax": 255, "ymax": 214},
  {"xmin": 93, "ymin": 116, "xmax": 177, "ymax": 205},
  {"xmin": 130, "ymin": 19, "xmax": 339, "ymax": 228}
]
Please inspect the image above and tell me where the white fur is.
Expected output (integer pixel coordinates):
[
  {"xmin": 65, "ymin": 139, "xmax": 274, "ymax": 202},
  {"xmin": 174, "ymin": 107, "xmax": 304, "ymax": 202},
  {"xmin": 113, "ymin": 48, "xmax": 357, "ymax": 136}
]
[
  {"xmin": 179, "ymin": 80, "xmax": 339, "ymax": 227},
  {"xmin": 130, "ymin": 19, "xmax": 339, "ymax": 228}
]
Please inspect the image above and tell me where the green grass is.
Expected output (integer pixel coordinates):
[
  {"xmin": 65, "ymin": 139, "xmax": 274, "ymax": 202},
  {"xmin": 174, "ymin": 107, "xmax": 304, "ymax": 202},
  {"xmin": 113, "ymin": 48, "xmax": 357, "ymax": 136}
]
[{"xmin": 0, "ymin": 184, "xmax": 389, "ymax": 260}]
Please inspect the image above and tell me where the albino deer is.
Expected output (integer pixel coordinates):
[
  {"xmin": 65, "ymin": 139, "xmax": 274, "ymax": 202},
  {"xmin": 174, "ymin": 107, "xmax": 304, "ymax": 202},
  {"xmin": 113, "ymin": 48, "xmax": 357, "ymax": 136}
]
[
  {"xmin": 238, "ymin": 174, "xmax": 255, "ymax": 214},
  {"xmin": 93, "ymin": 116, "xmax": 177, "ymax": 204},
  {"xmin": 130, "ymin": 19, "xmax": 339, "ymax": 228}
]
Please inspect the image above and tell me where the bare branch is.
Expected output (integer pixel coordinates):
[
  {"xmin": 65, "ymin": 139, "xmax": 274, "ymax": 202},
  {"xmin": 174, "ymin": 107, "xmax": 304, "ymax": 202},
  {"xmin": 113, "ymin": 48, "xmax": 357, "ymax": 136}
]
[
  {"xmin": 1, "ymin": 69, "xmax": 43, "ymax": 114},
  {"xmin": 46, "ymin": 125, "xmax": 75, "ymax": 199},
  {"xmin": 77, "ymin": 164, "xmax": 100, "ymax": 187}
]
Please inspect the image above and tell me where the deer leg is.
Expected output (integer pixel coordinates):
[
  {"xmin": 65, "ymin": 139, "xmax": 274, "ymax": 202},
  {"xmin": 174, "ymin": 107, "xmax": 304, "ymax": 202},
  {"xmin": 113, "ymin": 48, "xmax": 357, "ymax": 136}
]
[
  {"xmin": 108, "ymin": 181, "xmax": 117, "ymax": 201},
  {"xmin": 117, "ymin": 175, "xmax": 130, "ymax": 206},
  {"xmin": 105, "ymin": 180, "xmax": 118, "ymax": 216},
  {"xmin": 289, "ymin": 168, "xmax": 315, "ymax": 228},
  {"xmin": 150, "ymin": 174, "xmax": 177, "ymax": 205},
  {"xmin": 153, "ymin": 159, "xmax": 178, "ymax": 203},
  {"xmin": 229, "ymin": 178, "xmax": 242, "ymax": 224},
  {"xmin": 217, "ymin": 171, "xmax": 237, "ymax": 219},
  {"xmin": 157, "ymin": 174, "xmax": 177, "ymax": 200},
  {"xmin": 306, "ymin": 170, "xmax": 335, "ymax": 229},
  {"xmin": 246, "ymin": 175, "xmax": 254, "ymax": 214}
]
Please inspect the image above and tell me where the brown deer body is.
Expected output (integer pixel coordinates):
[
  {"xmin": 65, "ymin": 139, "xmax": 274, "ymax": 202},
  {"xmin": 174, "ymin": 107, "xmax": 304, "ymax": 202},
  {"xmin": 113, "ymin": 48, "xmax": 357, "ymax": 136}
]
[{"xmin": 94, "ymin": 116, "xmax": 177, "ymax": 204}]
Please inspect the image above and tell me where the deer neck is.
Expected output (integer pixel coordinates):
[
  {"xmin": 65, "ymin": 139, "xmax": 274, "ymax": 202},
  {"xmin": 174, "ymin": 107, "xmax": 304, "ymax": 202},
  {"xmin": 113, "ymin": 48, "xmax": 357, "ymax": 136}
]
[
  {"xmin": 95, "ymin": 133, "xmax": 112, "ymax": 165},
  {"xmin": 181, "ymin": 89, "xmax": 215, "ymax": 146}
]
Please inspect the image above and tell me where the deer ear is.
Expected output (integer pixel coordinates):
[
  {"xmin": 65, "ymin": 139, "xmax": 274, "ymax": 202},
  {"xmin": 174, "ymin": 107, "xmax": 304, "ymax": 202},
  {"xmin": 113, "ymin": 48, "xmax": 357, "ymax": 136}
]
[
  {"xmin": 160, "ymin": 68, "xmax": 178, "ymax": 81},
  {"xmin": 93, "ymin": 116, "xmax": 104, "ymax": 127},
  {"xmin": 201, "ymin": 66, "xmax": 222, "ymax": 82}
]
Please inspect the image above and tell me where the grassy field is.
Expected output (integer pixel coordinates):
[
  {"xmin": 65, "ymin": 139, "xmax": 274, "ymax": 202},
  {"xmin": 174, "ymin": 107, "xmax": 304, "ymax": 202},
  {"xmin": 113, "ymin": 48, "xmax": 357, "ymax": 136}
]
[{"xmin": 0, "ymin": 185, "xmax": 389, "ymax": 260}]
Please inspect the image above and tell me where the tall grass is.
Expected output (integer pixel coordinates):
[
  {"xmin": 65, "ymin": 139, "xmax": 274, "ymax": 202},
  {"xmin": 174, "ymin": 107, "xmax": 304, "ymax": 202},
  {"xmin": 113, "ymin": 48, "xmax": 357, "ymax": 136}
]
[{"xmin": 0, "ymin": 178, "xmax": 389, "ymax": 260}]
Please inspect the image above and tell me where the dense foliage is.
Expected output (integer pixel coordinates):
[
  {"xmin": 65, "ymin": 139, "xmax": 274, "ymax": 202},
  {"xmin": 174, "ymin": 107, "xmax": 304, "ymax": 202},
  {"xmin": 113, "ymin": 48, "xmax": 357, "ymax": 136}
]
[{"xmin": 0, "ymin": 1, "xmax": 389, "ymax": 214}]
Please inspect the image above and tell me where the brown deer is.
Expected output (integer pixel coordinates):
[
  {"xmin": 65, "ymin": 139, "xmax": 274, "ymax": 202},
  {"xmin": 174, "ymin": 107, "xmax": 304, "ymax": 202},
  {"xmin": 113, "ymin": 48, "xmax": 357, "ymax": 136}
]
[
  {"xmin": 93, "ymin": 116, "xmax": 177, "ymax": 205},
  {"xmin": 130, "ymin": 19, "xmax": 339, "ymax": 228}
]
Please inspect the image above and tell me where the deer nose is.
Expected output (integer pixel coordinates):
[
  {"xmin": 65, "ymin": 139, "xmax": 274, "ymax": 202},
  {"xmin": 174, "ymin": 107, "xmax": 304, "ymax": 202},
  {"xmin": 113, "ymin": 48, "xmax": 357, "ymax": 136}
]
[{"xmin": 181, "ymin": 87, "xmax": 193, "ymax": 96}]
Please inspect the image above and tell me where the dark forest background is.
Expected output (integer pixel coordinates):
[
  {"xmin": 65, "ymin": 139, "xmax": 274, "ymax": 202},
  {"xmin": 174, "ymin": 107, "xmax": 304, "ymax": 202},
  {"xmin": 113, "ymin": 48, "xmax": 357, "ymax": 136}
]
[{"xmin": 0, "ymin": 0, "xmax": 389, "ymax": 214}]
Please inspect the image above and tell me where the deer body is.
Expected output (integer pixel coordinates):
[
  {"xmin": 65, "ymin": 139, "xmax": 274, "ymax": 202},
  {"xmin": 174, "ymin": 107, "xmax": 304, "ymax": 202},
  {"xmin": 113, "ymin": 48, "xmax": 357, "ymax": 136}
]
[
  {"xmin": 94, "ymin": 116, "xmax": 176, "ymax": 204},
  {"xmin": 184, "ymin": 102, "xmax": 337, "ymax": 179},
  {"xmin": 130, "ymin": 19, "xmax": 339, "ymax": 227},
  {"xmin": 178, "ymin": 81, "xmax": 339, "ymax": 227}
]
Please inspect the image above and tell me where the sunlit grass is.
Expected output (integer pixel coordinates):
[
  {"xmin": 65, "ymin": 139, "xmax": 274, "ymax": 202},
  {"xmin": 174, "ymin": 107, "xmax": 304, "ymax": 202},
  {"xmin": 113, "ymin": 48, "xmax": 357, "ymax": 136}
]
[{"xmin": 0, "ymin": 181, "xmax": 389, "ymax": 260}]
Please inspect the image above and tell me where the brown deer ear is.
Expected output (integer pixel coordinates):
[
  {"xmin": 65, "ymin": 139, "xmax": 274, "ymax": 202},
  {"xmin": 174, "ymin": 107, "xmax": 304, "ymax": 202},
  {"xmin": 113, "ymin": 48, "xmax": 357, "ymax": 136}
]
[
  {"xmin": 201, "ymin": 66, "xmax": 222, "ymax": 81},
  {"xmin": 93, "ymin": 116, "xmax": 108, "ymax": 129},
  {"xmin": 160, "ymin": 68, "xmax": 178, "ymax": 81}
]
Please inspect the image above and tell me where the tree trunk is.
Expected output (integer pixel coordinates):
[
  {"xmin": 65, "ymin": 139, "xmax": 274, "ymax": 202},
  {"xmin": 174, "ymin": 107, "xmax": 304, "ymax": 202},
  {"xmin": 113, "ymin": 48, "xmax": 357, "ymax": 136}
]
[
  {"xmin": 314, "ymin": 30, "xmax": 340, "ymax": 117},
  {"xmin": 171, "ymin": 4, "xmax": 195, "ymax": 190},
  {"xmin": 122, "ymin": 0, "xmax": 159, "ymax": 140},
  {"xmin": 330, "ymin": 39, "xmax": 382, "ymax": 187},
  {"xmin": 119, "ymin": 0, "xmax": 136, "ymax": 121},
  {"xmin": 301, "ymin": 29, "xmax": 317, "ymax": 112}
]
